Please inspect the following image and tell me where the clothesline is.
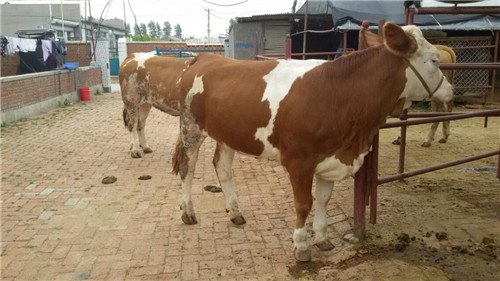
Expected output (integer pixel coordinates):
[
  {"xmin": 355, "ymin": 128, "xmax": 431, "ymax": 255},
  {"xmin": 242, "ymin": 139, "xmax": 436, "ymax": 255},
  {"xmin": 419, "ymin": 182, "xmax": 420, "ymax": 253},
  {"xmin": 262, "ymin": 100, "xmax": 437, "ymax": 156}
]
[{"xmin": 0, "ymin": 36, "xmax": 58, "ymax": 62}]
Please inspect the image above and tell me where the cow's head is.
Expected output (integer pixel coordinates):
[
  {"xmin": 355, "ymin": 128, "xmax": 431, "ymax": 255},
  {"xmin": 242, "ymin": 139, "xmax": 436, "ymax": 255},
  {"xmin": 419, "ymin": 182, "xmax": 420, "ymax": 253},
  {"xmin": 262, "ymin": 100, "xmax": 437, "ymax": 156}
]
[{"xmin": 362, "ymin": 23, "xmax": 454, "ymax": 109}]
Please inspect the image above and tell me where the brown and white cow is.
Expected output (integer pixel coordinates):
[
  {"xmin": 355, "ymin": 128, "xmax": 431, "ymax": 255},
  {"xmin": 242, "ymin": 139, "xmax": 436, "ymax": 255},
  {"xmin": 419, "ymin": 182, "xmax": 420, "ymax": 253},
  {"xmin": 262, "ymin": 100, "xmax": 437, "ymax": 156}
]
[
  {"xmin": 173, "ymin": 23, "xmax": 453, "ymax": 262},
  {"xmin": 360, "ymin": 27, "xmax": 456, "ymax": 147},
  {"xmin": 119, "ymin": 53, "xmax": 192, "ymax": 158},
  {"xmin": 422, "ymin": 44, "xmax": 456, "ymax": 147}
]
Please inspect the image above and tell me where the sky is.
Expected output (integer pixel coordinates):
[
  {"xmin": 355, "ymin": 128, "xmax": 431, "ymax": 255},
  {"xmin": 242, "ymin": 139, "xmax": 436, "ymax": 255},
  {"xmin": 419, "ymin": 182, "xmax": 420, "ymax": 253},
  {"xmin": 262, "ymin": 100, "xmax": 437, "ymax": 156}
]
[
  {"xmin": 2, "ymin": 0, "xmax": 297, "ymax": 38},
  {"xmin": 2, "ymin": 0, "xmax": 498, "ymax": 39}
]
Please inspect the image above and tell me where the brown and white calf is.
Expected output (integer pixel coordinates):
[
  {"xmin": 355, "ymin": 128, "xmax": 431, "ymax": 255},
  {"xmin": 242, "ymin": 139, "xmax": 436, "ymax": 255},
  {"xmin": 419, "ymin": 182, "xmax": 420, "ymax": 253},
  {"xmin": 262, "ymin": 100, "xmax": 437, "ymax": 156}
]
[
  {"xmin": 119, "ymin": 53, "xmax": 192, "ymax": 158},
  {"xmin": 360, "ymin": 27, "xmax": 456, "ymax": 147},
  {"xmin": 173, "ymin": 23, "xmax": 453, "ymax": 262}
]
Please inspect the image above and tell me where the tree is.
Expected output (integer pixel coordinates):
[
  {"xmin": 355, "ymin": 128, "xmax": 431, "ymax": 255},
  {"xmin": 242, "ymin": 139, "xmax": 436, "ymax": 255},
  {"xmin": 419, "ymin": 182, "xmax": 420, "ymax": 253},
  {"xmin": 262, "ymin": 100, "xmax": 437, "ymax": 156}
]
[
  {"xmin": 134, "ymin": 24, "xmax": 141, "ymax": 36},
  {"xmin": 174, "ymin": 23, "xmax": 182, "ymax": 38},
  {"xmin": 148, "ymin": 21, "xmax": 157, "ymax": 38},
  {"xmin": 140, "ymin": 23, "xmax": 147, "ymax": 36},
  {"xmin": 156, "ymin": 22, "xmax": 161, "ymax": 38},
  {"xmin": 126, "ymin": 23, "xmax": 131, "ymax": 37},
  {"xmin": 163, "ymin": 21, "xmax": 171, "ymax": 38}
]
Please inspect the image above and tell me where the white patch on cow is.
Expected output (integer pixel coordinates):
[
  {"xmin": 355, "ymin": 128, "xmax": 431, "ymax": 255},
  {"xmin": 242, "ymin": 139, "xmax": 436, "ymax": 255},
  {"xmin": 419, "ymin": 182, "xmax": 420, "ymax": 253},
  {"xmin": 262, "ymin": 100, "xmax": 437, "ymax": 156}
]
[
  {"xmin": 315, "ymin": 151, "xmax": 368, "ymax": 181},
  {"xmin": 132, "ymin": 53, "xmax": 155, "ymax": 69},
  {"xmin": 186, "ymin": 75, "xmax": 204, "ymax": 101},
  {"xmin": 293, "ymin": 226, "xmax": 309, "ymax": 252},
  {"xmin": 255, "ymin": 59, "xmax": 326, "ymax": 159}
]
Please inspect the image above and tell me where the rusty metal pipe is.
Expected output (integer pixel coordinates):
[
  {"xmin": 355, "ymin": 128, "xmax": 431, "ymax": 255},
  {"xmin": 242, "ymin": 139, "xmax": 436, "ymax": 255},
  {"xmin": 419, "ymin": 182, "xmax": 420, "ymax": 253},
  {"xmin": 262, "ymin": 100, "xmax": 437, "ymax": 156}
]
[
  {"xmin": 440, "ymin": 63, "xmax": 500, "ymax": 70},
  {"xmin": 378, "ymin": 150, "xmax": 500, "ymax": 185},
  {"xmin": 383, "ymin": 109, "xmax": 500, "ymax": 129},
  {"xmin": 409, "ymin": 7, "xmax": 500, "ymax": 15},
  {"xmin": 369, "ymin": 134, "xmax": 379, "ymax": 224}
]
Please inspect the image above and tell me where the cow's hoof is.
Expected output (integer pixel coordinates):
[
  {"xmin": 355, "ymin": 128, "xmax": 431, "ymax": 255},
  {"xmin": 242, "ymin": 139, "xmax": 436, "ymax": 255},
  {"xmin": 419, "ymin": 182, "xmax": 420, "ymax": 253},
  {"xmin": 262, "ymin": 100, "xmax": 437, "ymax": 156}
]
[
  {"xmin": 181, "ymin": 212, "xmax": 198, "ymax": 225},
  {"xmin": 131, "ymin": 151, "xmax": 142, "ymax": 158},
  {"xmin": 421, "ymin": 142, "xmax": 431, "ymax": 147},
  {"xmin": 314, "ymin": 240, "xmax": 335, "ymax": 251},
  {"xmin": 294, "ymin": 248, "xmax": 311, "ymax": 262},
  {"xmin": 438, "ymin": 138, "xmax": 447, "ymax": 143},
  {"xmin": 231, "ymin": 215, "xmax": 246, "ymax": 225},
  {"xmin": 143, "ymin": 147, "xmax": 153, "ymax": 154}
]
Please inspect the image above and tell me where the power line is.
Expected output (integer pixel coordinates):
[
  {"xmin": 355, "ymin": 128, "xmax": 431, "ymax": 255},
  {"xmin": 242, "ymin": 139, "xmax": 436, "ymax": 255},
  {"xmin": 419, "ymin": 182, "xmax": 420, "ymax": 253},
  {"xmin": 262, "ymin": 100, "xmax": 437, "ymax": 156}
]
[{"xmin": 201, "ymin": 0, "xmax": 248, "ymax": 7}]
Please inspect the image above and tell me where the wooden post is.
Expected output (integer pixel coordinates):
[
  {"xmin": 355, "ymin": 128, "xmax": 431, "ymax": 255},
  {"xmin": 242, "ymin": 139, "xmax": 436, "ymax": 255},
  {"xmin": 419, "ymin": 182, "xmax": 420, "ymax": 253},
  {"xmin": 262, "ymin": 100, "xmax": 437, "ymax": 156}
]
[
  {"xmin": 285, "ymin": 34, "xmax": 291, "ymax": 59},
  {"xmin": 254, "ymin": 34, "xmax": 259, "ymax": 60}
]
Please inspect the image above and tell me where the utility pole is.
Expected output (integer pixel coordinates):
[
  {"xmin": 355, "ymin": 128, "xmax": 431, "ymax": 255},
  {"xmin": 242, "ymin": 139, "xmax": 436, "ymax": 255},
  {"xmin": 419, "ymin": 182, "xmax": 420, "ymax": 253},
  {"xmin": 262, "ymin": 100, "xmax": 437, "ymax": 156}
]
[
  {"xmin": 123, "ymin": 0, "xmax": 127, "ymax": 40},
  {"xmin": 302, "ymin": 1, "xmax": 308, "ymax": 60},
  {"xmin": 89, "ymin": 0, "xmax": 96, "ymax": 61},
  {"xmin": 60, "ymin": 0, "xmax": 66, "ymax": 40},
  {"xmin": 207, "ymin": 8, "xmax": 211, "ymax": 42}
]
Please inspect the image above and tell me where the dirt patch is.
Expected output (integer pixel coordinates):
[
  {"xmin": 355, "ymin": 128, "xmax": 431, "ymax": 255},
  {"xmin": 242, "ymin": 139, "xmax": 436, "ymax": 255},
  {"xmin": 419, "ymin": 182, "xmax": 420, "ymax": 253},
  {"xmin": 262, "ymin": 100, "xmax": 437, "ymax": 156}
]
[{"xmin": 309, "ymin": 106, "xmax": 500, "ymax": 281}]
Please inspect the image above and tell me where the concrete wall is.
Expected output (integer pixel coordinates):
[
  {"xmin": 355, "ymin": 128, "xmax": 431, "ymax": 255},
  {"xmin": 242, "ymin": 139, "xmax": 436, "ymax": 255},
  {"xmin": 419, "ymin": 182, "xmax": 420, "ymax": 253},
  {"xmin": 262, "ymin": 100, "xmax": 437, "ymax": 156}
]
[
  {"xmin": 95, "ymin": 40, "xmax": 111, "ymax": 92},
  {"xmin": 228, "ymin": 22, "xmax": 263, "ymax": 60},
  {"xmin": 0, "ymin": 66, "xmax": 102, "ymax": 124}
]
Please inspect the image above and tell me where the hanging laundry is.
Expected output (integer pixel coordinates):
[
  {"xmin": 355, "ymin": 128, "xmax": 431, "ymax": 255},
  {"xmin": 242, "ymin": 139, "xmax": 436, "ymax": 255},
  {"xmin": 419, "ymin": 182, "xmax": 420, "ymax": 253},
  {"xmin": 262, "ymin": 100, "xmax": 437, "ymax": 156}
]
[
  {"xmin": 6, "ymin": 36, "xmax": 20, "ymax": 55},
  {"xmin": 41, "ymin": 39, "xmax": 52, "ymax": 61},
  {"xmin": 18, "ymin": 38, "xmax": 37, "ymax": 52},
  {"xmin": 1, "ymin": 36, "xmax": 8, "ymax": 57}
]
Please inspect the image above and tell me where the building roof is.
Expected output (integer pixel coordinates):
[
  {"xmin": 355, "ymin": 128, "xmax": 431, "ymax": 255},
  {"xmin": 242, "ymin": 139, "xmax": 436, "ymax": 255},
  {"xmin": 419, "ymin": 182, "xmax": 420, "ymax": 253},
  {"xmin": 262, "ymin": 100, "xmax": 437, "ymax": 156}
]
[{"xmin": 295, "ymin": 0, "xmax": 500, "ymax": 30}]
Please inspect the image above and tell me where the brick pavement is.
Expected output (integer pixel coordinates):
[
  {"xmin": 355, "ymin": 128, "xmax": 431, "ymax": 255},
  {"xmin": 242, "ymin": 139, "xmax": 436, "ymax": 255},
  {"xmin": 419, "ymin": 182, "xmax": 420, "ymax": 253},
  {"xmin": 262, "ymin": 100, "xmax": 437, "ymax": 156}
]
[{"xmin": 1, "ymin": 89, "xmax": 356, "ymax": 280}]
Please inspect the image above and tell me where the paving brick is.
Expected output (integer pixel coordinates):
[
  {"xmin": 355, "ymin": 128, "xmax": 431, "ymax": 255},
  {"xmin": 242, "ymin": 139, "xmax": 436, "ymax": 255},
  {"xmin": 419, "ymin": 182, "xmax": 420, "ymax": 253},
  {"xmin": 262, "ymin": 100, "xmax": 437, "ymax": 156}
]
[{"xmin": 0, "ymin": 88, "xmax": 379, "ymax": 280}]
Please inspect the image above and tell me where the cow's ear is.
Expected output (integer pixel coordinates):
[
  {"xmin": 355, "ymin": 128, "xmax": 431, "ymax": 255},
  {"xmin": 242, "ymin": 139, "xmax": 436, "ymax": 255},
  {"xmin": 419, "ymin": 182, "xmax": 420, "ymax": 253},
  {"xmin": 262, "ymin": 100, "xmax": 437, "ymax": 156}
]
[
  {"xmin": 360, "ymin": 27, "xmax": 383, "ymax": 48},
  {"xmin": 383, "ymin": 22, "xmax": 417, "ymax": 57}
]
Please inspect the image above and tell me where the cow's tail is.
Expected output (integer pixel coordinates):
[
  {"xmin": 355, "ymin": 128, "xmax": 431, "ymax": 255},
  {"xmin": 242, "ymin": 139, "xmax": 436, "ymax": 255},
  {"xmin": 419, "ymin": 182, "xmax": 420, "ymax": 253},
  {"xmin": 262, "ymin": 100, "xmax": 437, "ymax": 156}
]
[
  {"xmin": 172, "ymin": 135, "xmax": 188, "ymax": 179},
  {"xmin": 123, "ymin": 107, "xmax": 132, "ymax": 131}
]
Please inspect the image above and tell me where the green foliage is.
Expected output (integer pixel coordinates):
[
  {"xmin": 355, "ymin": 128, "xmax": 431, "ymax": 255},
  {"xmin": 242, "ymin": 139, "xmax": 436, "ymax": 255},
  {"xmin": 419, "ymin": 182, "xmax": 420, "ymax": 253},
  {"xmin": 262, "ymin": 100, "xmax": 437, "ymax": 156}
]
[
  {"xmin": 94, "ymin": 89, "xmax": 102, "ymax": 96},
  {"xmin": 163, "ymin": 21, "xmax": 171, "ymax": 37},
  {"xmin": 174, "ymin": 23, "xmax": 182, "ymax": 38},
  {"xmin": 1, "ymin": 122, "xmax": 11, "ymax": 129},
  {"xmin": 126, "ymin": 23, "xmax": 131, "ymax": 36},
  {"xmin": 132, "ymin": 35, "xmax": 165, "ymax": 41},
  {"xmin": 134, "ymin": 24, "xmax": 141, "ymax": 36},
  {"xmin": 148, "ymin": 20, "xmax": 158, "ymax": 38},
  {"xmin": 139, "ymin": 23, "xmax": 147, "ymax": 36},
  {"xmin": 58, "ymin": 99, "xmax": 72, "ymax": 108},
  {"xmin": 411, "ymin": 101, "xmax": 431, "ymax": 110}
]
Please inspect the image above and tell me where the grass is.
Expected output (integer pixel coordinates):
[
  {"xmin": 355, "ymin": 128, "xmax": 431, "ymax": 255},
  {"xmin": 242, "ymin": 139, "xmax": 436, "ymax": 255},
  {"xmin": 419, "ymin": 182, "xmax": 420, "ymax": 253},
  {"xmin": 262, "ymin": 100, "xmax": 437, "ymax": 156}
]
[
  {"xmin": 58, "ymin": 99, "xmax": 72, "ymax": 108},
  {"xmin": 411, "ymin": 101, "xmax": 431, "ymax": 110}
]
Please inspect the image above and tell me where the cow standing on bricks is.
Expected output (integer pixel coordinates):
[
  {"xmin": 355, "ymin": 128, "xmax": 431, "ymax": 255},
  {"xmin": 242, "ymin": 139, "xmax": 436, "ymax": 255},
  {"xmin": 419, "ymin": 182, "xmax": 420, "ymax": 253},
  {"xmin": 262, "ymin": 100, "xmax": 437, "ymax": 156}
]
[
  {"xmin": 173, "ymin": 23, "xmax": 453, "ymax": 262},
  {"xmin": 119, "ymin": 53, "xmax": 192, "ymax": 158}
]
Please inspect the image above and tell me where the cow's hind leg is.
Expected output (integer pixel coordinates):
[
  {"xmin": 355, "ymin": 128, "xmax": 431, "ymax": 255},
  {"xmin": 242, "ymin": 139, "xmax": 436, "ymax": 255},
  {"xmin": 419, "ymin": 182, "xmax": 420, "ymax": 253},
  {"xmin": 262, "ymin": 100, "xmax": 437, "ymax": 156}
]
[
  {"xmin": 124, "ymin": 107, "xmax": 142, "ymax": 158},
  {"xmin": 213, "ymin": 143, "xmax": 245, "ymax": 225},
  {"xmin": 172, "ymin": 115, "xmax": 206, "ymax": 225},
  {"xmin": 138, "ymin": 103, "xmax": 153, "ymax": 154},
  {"xmin": 439, "ymin": 101, "xmax": 452, "ymax": 143},
  {"xmin": 313, "ymin": 177, "xmax": 334, "ymax": 251}
]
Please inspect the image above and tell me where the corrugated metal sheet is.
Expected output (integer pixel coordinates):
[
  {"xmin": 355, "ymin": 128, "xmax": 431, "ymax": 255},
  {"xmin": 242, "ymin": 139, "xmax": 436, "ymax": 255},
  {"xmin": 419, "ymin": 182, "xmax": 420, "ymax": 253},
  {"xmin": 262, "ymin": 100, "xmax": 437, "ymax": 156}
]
[{"xmin": 263, "ymin": 20, "xmax": 289, "ymax": 54}]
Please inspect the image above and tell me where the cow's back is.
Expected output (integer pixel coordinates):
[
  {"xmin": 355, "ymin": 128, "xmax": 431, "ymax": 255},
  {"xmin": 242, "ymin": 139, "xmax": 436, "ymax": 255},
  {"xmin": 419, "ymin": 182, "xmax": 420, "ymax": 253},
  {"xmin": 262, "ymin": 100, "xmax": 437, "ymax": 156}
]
[{"xmin": 120, "ymin": 53, "xmax": 192, "ymax": 115}]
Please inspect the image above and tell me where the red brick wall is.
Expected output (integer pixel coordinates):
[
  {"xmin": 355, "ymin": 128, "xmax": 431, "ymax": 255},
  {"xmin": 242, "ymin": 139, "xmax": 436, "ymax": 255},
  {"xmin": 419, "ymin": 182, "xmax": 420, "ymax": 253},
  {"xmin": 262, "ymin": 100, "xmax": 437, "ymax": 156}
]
[
  {"xmin": 1, "ymin": 42, "xmax": 93, "ymax": 77},
  {"xmin": 0, "ymin": 53, "xmax": 20, "ymax": 77},
  {"xmin": 65, "ymin": 42, "xmax": 93, "ymax": 67},
  {"xmin": 1, "ymin": 66, "xmax": 101, "ymax": 111},
  {"xmin": 126, "ymin": 42, "xmax": 224, "ymax": 55}
]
